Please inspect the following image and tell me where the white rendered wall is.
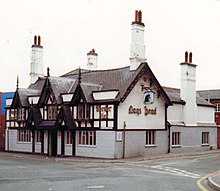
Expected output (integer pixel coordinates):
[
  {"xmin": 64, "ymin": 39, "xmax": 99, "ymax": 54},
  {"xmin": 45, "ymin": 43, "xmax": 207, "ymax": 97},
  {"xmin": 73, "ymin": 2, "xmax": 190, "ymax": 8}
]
[
  {"xmin": 76, "ymin": 131, "xmax": 115, "ymax": 158},
  {"xmin": 168, "ymin": 102, "xmax": 215, "ymax": 126},
  {"xmin": 197, "ymin": 106, "xmax": 215, "ymax": 124},
  {"xmin": 118, "ymin": 76, "xmax": 166, "ymax": 130},
  {"xmin": 57, "ymin": 130, "xmax": 61, "ymax": 155},
  {"xmin": 43, "ymin": 131, "xmax": 48, "ymax": 154},
  {"xmin": 93, "ymin": 91, "xmax": 118, "ymax": 100},
  {"xmin": 167, "ymin": 103, "xmax": 184, "ymax": 123},
  {"xmin": 130, "ymin": 23, "xmax": 146, "ymax": 70},
  {"xmin": 170, "ymin": 126, "xmax": 217, "ymax": 153},
  {"xmin": 35, "ymin": 142, "xmax": 41, "ymax": 153},
  {"xmin": 130, "ymin": 24, "xmax": 145, "ymax": 59},
  {"xmin": 180, "ymin": 63, "xmax": 197, "ymax": 125},
  {"xmin": 65, "ymin": 144, "xmax": 72, "ymax": 156},
  {"xmin": 30, "ymin": 46, "xmax": 43, "ymax": 84},
  {"xmin": 87, "ymin": 54, "xmax": 98, "ymax": 70},
  {"xmin": 7, "ymin": 129, "xmax": 32, "ymax": 152}
]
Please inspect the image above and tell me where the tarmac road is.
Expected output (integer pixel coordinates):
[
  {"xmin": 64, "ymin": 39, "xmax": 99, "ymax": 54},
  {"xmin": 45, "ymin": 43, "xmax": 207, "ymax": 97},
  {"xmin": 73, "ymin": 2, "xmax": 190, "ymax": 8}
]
[{"xmin": 0, "ymin": 151, "xmax": 219, "ymax": 191}]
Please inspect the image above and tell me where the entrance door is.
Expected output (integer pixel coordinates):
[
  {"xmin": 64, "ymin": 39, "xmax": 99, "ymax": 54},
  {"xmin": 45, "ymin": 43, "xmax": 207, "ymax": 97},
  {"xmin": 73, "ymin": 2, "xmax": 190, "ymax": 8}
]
[
  {"xmin": 48, "ymin": 130, "xmax": 57, "ymax": 156},
  {"xmin": 72, "ymin": 130, "xmax": 76, "ymax": 156}
]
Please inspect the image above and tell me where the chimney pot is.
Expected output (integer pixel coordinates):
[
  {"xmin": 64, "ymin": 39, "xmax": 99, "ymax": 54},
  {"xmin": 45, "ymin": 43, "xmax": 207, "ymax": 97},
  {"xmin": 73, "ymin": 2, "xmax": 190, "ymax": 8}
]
[
  {"xmin": 38, "ymin": 36, "xmax": 41, "ymax": 46},
  {"xmin": 139, "ymin": 10, "xmax": 142, "ymax": 23},
  {"xmin": 185, "ymin": 51, "xmax": 188, "ymax": 62},
  {"xmin": 47, "ymin": 67, "xmax": 50, "ymax": 77},
  {"xmin": 135, "ymin": 10, "xmax": 138, "ymax": 22},
  {"xmin": 189, "ymin": 52, "xmax": 192, "ymax": 63},
  {"xmin": 34, "ymin": 35, "xmax": 37, "ymax": 45}
]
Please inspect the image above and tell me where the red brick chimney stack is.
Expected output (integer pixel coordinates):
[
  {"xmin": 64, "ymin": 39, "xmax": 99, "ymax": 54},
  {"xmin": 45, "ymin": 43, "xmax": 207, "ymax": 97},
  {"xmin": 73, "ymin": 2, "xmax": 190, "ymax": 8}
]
[
  {"xmin": 189, "ymin": 52, "xmax": 192, "ymax": 63},
  {"xmin": 185, "ymin": 51, "xmax": 188, "ymax": 62}
]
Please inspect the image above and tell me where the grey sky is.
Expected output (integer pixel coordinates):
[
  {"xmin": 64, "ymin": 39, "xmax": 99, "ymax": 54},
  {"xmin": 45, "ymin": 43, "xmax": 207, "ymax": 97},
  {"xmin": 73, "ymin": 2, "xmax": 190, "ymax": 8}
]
[{"xmin": 0, "ymin": 0, "xmax": 220, "ymax": 92}]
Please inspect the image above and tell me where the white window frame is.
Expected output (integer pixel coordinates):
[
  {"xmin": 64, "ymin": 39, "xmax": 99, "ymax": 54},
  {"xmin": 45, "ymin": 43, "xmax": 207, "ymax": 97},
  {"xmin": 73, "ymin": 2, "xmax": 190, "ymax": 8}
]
[
  {"xmin": 78, "ymin": 104, "xmax": 90, "ymax": 120},
  {"xmin": 35, "ymin": 131, "xmax": 41, "ymax": 143},
  {"xmin": 146, "ymin": 131, "xmax": 156, "ymax": 147},
  {"xmin": 17, "ymin": 108, "xmax": 25, "ymax": 121},
  {"xmin": 215, "ymin": 104, "xmax": 220, "ymax": 112},
  {"xmin": 172, "ymin": 132, "xmax": 181, "ymax": 147},
  {"xmin": 65, "ymin": 130, "xmax": 72, "ymax": 145},
  {"xmin": 78, "ymin": 131, "xmax": 96, "ymax": 146},
  {"xmin": 17, "ymin": 130, "xmax": 31, "ymax": 143},
  {"xmin": 202, "ymin": 132, "xmax": 209, "ymax": 145},
  {"xmin": 48, "ymin": 105, "xmax": 57, "ymax": 120}
]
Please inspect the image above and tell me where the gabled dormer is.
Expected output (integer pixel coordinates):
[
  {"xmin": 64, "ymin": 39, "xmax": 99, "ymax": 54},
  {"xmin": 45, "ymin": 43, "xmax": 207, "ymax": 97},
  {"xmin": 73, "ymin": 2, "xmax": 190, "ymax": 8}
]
[
  {"xmin": 11, "ymin": 89, "xmax": 22, "ymax": 109},
  {"xmin": 69, "ymin": 84, "xmax": 86, "ymax": 106},
  {"xmin": 55, "ymin": 105, "xmax": 77, "ymax": 130},
  {"xmin": 25, "ymin": 106, "xmax": 42, "ymax": 129},
  {"xmin": 38, "ymin": 77, "xmax": 57, "ymax": 107},
  {"xmin": 9, "ymin": 86, "xmax": 33, "ymax": 127},
  {"xmin": 37, "ymin": 74, "xmax": 58, "ymax": 121}
]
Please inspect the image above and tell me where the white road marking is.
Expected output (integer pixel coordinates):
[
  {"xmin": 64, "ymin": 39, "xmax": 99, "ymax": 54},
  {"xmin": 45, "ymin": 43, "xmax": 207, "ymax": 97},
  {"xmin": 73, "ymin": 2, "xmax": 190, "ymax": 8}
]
[
  {"xmin": 86, "ymin": 185, "xmax": 105, "ymax": 189},
  {"xmin": 126, "ymin": 163, "xmax": 201, "ymax": 179},
  {"xmin": 193, "ymin": 155, "xmax": 217, "ymax": 162}
]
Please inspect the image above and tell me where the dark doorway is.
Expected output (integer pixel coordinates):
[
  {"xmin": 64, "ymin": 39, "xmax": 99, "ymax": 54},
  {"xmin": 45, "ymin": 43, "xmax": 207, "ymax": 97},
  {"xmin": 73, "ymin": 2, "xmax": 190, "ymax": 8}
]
[{"xmin": 50, "ymin": 130, "xmax": 57, "ymax": 156}]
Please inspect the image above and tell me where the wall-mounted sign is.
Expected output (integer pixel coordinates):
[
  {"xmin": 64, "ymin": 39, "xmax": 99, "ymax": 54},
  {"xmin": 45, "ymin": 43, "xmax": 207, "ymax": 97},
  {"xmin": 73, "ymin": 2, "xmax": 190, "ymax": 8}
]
[
  {"xmin": 128, "ymin": 105, "xmax": 157, "ymax": 116},
  {"xmin": 95, "ymin": 105, "xmax": 112, "ymax": 119},
  {"xmin": 144, "ymin": 106, "xmax": 157, "ymax": 115},
  {"xmin": 116, "ymin": 132, "xmax": 122, "ymax": 142},
  {"xmin": 96, "ymin": 106, "xmax": 112, "ymax": 112},
  {"xmin": 128, "ymin": 105, "xmax": 142, "ymax": 115},
  {"xmin": 144, "ymin": 90, "xmax": 155, "ymax": 105}
]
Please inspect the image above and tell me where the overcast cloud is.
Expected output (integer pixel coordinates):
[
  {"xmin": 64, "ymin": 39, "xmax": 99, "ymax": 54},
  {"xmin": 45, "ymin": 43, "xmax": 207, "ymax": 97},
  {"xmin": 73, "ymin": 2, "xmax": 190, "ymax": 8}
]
[{"xmin": 0, "ymin": 0, "xmax": 220, "ymax": 91}]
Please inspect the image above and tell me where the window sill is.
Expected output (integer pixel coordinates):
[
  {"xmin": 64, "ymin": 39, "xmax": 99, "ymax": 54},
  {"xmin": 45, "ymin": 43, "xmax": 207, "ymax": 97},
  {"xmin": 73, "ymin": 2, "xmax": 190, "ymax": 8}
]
[
  {"xmin": 17, "ymin": 141, "xmax": 31, "ymax": 144},
  {"xmin": 145, "ymin": 145, "xmax": 157, "ymax": 148},
  {"xmin": 77, "ymin": 144, "xmax": 96, "ymax": 148},
  {"xmin": 171, "ymin": 145, "xmax": 181, "ymax": 148},
  {"xmin": 201, "ymin": 144, "xmax": 210, "ymax": 147},
  {"xmin": 65, "ymin": 144, "xmax": 73, "ymax": 147}
]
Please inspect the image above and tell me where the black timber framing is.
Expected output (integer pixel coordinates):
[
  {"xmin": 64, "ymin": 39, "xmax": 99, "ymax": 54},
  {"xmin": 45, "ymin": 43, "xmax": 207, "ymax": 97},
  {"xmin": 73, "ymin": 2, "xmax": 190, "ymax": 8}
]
[
  {"xmin": 113, "ymin": 101, "xmax": 119, "ymax": 130},
  {"xmin": 40, "ymin": 130, "xmax": 44, "ymax": 154},
  {"xmin": 47, "ymin": 130, "xmax": 50, "ymax": 156},
  {"xmin": 61, "ymin": 129, "xmax": 65, "ymax": 156},
  {"xmin": 72, "ymin": 130, "xmax": 76, "ymax": 156},
  {"xmin": 32, "ymin": 130, "xmax": 35, "ymax": 153},
  {"xmin": 51, "ymin": 130, "xmax": 57, "ymax": 156}
]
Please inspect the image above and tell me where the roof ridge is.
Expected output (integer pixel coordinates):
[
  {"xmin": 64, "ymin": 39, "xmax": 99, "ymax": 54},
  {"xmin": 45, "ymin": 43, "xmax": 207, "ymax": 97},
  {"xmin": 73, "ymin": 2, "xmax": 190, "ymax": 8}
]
[
  {"xmin": 62, "ymin": 65, "xmax": 131, "ymax": 77},
  {"xmin": 162, "ymin": 86, "xmax": 180, "ymax": 90},
  {"xmin": 197, "ymin": 89, "xmax": 220, "ymax": 92}
]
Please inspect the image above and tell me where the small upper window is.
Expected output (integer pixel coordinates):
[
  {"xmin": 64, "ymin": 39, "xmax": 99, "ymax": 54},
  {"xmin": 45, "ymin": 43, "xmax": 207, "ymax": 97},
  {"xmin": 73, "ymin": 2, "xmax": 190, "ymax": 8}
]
[
  {"xmin": 215, "ymin": 104, "xmax": 220, "ymax": 112},
  {"xmin": 48, "ymin": 105, "xmax": 57, "ymax": 120}
]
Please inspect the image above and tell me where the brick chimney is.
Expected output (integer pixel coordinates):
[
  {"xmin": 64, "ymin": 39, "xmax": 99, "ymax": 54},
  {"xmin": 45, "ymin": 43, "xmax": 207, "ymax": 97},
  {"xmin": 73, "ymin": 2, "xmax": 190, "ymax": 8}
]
[
  {"xmin": 130, "ymin": 10, "xmax": 146, "ymax": 70},
  {"xmin": 180, "ymin": 51, "xmax": 197, "ymax": 126},
  {"xmin": 30, "ymin": 35, "xmax": 43, "ymax": 84},
  {"xmin": 87, "ymin": 49, "xmax": 98, "ymax": 70}
]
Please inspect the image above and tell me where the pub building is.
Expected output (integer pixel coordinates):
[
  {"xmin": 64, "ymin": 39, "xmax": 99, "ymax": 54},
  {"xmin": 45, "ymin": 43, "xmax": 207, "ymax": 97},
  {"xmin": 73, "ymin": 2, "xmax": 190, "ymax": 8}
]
[{"xmin": 5, "ymin": 11, "xmax": 217, "ymax": 158}]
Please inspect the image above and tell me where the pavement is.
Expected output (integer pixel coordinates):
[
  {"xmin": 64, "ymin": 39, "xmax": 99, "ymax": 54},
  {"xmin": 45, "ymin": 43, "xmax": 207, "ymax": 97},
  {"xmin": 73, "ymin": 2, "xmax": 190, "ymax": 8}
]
[
  {"xmin": 208, "ymin": 171, "xmax": 220, "ymax": 191},
  {"xmin": 1, "ymin": 150, "xmax": 220, "ymax": 190}
]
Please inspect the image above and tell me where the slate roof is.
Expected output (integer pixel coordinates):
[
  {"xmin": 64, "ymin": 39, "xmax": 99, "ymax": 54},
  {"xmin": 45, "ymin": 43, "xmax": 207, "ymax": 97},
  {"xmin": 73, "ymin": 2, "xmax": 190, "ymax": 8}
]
[
  {"xmin": 63, "ymin": 65, "xmax": 143, "ymax": 93},
  {"xmin": 48, "ymin": 76, "xmax": 75, "ymax": 102},
  {"xmin": 62, "ymin": 63, "xmax": 172, "ymax": 104},
  {"xmin": 163, "ymin": 87, "xmax": 214, "ymax": 107},
  {"xmin": 11, "ymin": 63, "xmax": 212, "ymax": 108},
  {"xmin": 197, "ymin": 89, "xmax": 220, "ymax": 100},
  {"xmin": 11, "ymin": 88, "xmax": 41, "ymax": 108}
]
